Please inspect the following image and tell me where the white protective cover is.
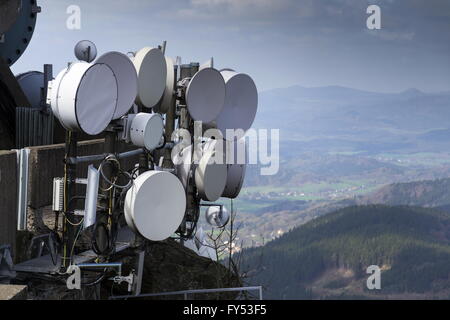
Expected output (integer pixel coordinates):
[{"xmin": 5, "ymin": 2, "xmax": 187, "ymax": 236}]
[
  {"xmin": 50, "ymin": 62, "xmax": 118, "ymax": 135},
  {"xmin": 186, "ymin": 68, "xmax": 226, "ymax": 123},
  {"xmin": 156, "ymin": 56, "xmax": 175, "ymax": 114},
  {"xmin": 222, "ymin": 139, "xmax": 247, "ymax": 198},
  {"xmin": 132, "ymin": 47, "xmax": 167, "ymax": 109},
  {"xmin": 222, "ymin": 164, "xmax": 246, "ymax": 199},
  {"xmin": 129, "ymin": 113, "xmax": 164, "ymax": 151},
  {"xmin": 95, "ymin": 51, "xmax": 138, "ymax": 119},
  {"xmin": 174, "ymin": 145, "xmax": 192, "ymax": 189},
  {"xmin": 125, "ymin": 170, "xmax": 186, "ymax": 241},
  {"xmin": 216, "ymin": 70, "xmax": 258, "ymax": 139},
  {"xmin": 194, "ymin": 141, "xmax": 227, "ymax": 202}
]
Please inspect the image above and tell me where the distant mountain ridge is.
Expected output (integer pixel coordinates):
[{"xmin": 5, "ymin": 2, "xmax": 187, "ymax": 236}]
[
  {"xmin": 241, "ymin": 205, "xmax": 450, "ymax": 299},
  {"xmin": 254, "ymin": 85, "xmax": 450, "ymax": 154},
  {"xmin": 361, "ymin": 178, "xmax": 450, "ymax": 208}
]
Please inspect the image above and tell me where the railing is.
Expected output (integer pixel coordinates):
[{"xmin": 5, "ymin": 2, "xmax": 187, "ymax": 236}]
[{"xmin": 109, "ymin": 286, "xmax": 263, "ymax": 300}]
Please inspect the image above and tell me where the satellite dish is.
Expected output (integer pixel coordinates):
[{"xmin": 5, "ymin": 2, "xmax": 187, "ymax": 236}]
[
  {"xmin": 222, "ymin": 139, "xmax": 247, "ymax": 198},
  {"xmin": 155, "ymin": 56, "xmax": 175, "ymax": 114},
  {"xmin": 186, "ymin": 68, "xmax": 226, "ymax": 123},
  {"xmin": 74, "ymin": 40, "xmax": 97, "ymax": 63},
  {"xmin": 16, "ymin": 71, "xmax": 44, "ymax": 108},
  {"xmin": 95, "ymin": 51, "xmax": 138, "ymax": 119},
  {"xmin": 48, "ymin": 62, "xmax": 118, "ymax": 135},
  {"xmin": 195, "ymin": 140, "xmax": 227, "ymax": 202},
  {"xmin": 0, "ymin": 0, "xmax": 39, "ymax": 66},
  {"xmin": 124, "ymin": 170, "xmax": 186, "ymax": 241},
  {"xmin": 131, "ymin": 47, "xmax": 167, "ymax": 109},
  {"xmin": 0, "ymin": 0, "xmax": 20, "ymax": 35},
  {"xmin": 129, "ymin": 113, "xmax": 164, "ymax": 151},
  {"xmin": 222, "ymin": 164, "xmax": 246, "ymax": 199},
  {"xmin": 216, "ymin": 70, "xmax": 258, "ymax": 139},
  {"xmin": 205, "ymin": 206, "xmax": 230, "ymax": 228},
  {"xmin": 174, "ymin": 145, "xmax": 192, "ymax": 189}
]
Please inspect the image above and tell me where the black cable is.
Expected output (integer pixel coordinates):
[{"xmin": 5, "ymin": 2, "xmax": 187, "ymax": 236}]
[
  {"xmin": 155, "ymin": 135, "xmax": 167, "ymax": 150},
  {"xmin": 82, "ymin": 272, "xmax": 107, "ymax": 287},
  {"xmin": 91, "ymin": 222, "xmax": 111, "ymax": 256}
]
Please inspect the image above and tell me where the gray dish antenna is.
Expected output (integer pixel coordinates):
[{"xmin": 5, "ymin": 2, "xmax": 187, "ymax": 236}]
[
  {"xmin": 16, "ymin": 71, "xmax": 44, "ymax": 109},
  {"xmin": 186, "ymin": 68, "xmax": 226, "ymax": 123},
  {"xmin": 74, "ymin": 40, "xmax": 97, "ymax": 63},
  {"xmin": 206, "ymin": 206, "xmax": 230, "ymax": 228}
]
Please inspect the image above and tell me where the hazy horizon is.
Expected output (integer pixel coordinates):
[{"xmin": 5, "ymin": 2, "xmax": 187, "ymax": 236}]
[{"xmin": 11, "ymin": 0, "xmax": 450, "ymax": 93}]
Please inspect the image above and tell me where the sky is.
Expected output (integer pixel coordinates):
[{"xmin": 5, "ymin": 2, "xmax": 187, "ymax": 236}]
[{"xmin": 11, "ymin": 0, "xmax": 450, "ymax": 93}]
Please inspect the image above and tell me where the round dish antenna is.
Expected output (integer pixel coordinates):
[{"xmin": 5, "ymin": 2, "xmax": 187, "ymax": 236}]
[
  {"xmin": 124, "ymin": 170, "xmax": 186, "ymax": 241},
  {"xmin": 95, "ymin": 51, "xmax": 138, "ymax": 119},
  {"xmin": 222, "ymin": 139, "xmax": 247, "ymax": 198},
  {"xmin": 49, "ymin": 62, "xmax": 118, "ymax": 135},
  {"xmin": 16, "ymin": 71, "xmax": 44, "ymax": 109},
  {"xmin": 156, "ymin": 56, "xmax": 175, "ymax": 114},
  {"xmin": 129, "ymin": 113, "xmax": 164, "ymax": 151},
  {"xmin": 174, "ymin": 145, "xmax": 192, "ymax": 189},
  {"xmin": 195, "ymin": 140, "xmax": 227, "ymax": 202},
  {"xmin": 216, "ymin": 70, "xmax": 258, "ymax": 139},
  {"xmin": 186, "ymin": 68, "xmax": 226, "ymax": 123},
  {"xmin": 0, "ymin": 0, "xmax": 40, "ymax": 66},
  {"xmin": 74, "ymin": 40, "xmax": 97, "ymax": 63},
  {"xmin": 132, "ymin": 47, "xmax": 167, "ymax": 109},
  {"xmin": 0, "ymin": 0, "xmax": 20, "ymax": 35},
  {"xmin": 222, "ymin": 164, "xmax": 246, "ymax": 199},
  {"xmin": 205, "ymin": 206, "xmax": 230, "ymax": 228}
]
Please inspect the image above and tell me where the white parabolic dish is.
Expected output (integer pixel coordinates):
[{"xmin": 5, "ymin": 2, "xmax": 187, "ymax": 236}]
[
  {"xmin": 132, "ymin": 47, "xmax": 167, "ymax": 109},
  {"xmin": 186, "ymin": 68, "xmax": 226, "ymax": 123},
  {"xmin": 174, "ymin": 145, "xmax": 192, "ymax": 189},
  {"xmin": 216, "ymin": 70, "xmax": 258, "ymax": 139},
  {"xmin": 195, "ymin": 141, "xmax": 228, "ymax": 202},
  {"xmin": 222, "ymin": 139, "xmax": 247, "ymax": 198},
  {"xmin": 95, "ymin": 51, "xmax": 138, "ymax": 119},
  {"xmin": 130, "ymin": 113, "xmax": 164, "ymax": 151},
  {"xmin": 222, "ymin": 164, "xmax": 246, "ymax": 199},
  {"xmin": 124, "ymin": 170, "xmax": 186, "ymax": 241},
  {"xmin": 50, "ymin": 62, "xmax": 118, "ymax": 135},
  {"xmin": 156, "ymin": 56, "xmax": 175, "ymax": 114}
]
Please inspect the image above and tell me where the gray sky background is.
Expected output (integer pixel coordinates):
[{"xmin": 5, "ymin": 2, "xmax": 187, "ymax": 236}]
[{"xmin": 11, "ymin": 0, "xmax": 450, "ymax": 93}]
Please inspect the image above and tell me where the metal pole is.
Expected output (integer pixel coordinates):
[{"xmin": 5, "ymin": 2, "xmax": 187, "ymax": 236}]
[
  {"xmin": 62, "ymin": 131, "xmax": 78, "ymax": 270},
  {"xmin": 96, "ymin": 131, "xmax": 117, "ymax": 257},
  {"xmin": 138, "ymin": 152, "xmax": 148, "ymax": 175}
]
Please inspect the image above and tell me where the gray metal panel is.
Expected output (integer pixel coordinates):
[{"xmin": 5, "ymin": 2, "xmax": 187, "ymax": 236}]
[
  {"xmin": 16, "ymin": 107, "xmax": 54, "ymax": 149},
  {"xmin": 16, "ymin": 148, "xmax": 29, "ymax": 231}
]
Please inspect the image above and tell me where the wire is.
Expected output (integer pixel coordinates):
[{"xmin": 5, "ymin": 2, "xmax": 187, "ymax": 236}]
[
  {"xmin": 98, "ymin": 155, "xmax": 133, "ymax": 190},
  {"xmin": 82, "ymin": 271, "xmax": 107, "ymax": 287},
  {"xmin": 62, "ymin": 131, "xmax": 72, "ymax": 267},
  {"xmin": 69, "ymin": 222, "xmax": 84, "ymax": 262}
]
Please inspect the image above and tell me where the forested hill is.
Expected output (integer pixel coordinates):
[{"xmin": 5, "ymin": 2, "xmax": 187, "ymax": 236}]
[
  {"xmin": 361, "ymin": 178, "xmax": 450, "ymax": 208},
  {"xmin": 240, "ymin": 205, "xmax": 450, "ymax": 299}
]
